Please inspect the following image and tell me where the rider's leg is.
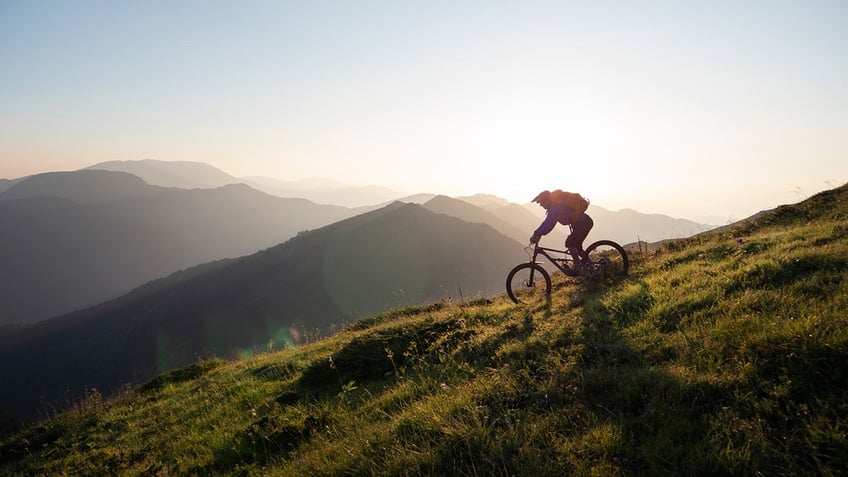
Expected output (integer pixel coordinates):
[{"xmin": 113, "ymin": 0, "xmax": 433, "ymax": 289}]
[
  {"xmin": 565, "ymin": 226, "xmax": 581, "ymax": 264},
  {"xmin": 566, "ymin": 215, "xmax": 594, "ymax": 263},
  {"xmin": 567, "ymin": 247, "xmax": 583, "ymax": 263}
]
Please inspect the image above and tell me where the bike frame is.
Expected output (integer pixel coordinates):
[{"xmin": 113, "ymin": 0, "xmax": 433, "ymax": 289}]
[{"xmin": 526, "ymin": 243, "xmax": 580, "ymax": 276}]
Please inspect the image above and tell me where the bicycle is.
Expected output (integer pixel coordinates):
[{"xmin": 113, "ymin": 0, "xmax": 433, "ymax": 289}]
[{"xmin": 506, "ymin": 238, "xmax": 629, "ymax": 303}]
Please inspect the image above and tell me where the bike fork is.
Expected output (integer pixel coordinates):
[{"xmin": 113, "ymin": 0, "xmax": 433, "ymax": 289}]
[{"xmin": 526, "ymin": 254, "xmax": 541, "ymax": 286}]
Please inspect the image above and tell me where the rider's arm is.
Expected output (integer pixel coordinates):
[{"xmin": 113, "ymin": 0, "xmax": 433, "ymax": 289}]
[
  {"xmin": 533, "ymin": 211, "xmax": 559, "ymax": 237},
  {"xmin": 533, "ymin": 204, "xmax": 574, "ymax": 237}
]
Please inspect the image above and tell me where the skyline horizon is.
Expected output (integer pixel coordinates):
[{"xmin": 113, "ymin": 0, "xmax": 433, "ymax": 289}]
[
  {"xmin": 3, "ymin": 2, "xmax": 846, "ymax": 223},
  {"xmin": 2, "ymin": 157, "xmax": 840, "ymax": 225}
]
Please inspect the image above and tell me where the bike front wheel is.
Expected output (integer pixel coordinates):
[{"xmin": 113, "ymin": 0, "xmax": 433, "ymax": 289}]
[
  {"xmin": 585, "ymin": 240, "xmax": 629, "ymax": 280},
  {"xmin": 506, "ymin": 263, "xmax": 551, "ymax": 304}
]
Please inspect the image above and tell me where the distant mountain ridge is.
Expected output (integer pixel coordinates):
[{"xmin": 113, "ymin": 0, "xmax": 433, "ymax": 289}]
[
  {"xmin": 87, "ymin": 159, "xmax": 408, "ymax": 207},
  {"xmin": 0, "ymin": 170, "xmax": 166, "ymax": 204},
  {"xmin": 241, "ymin": 175, "xmax": 406, "ymax": 207},
  {"xmin": 587, "ymin": 206, "xmax": 710, "ymax": 245},
  {"xmin": 85, "ymin": 160, "xmax": 711, "ymax": 241},
  {"xmin": 0, "ymin": 170, "xmax": 362, "ymax": 324},
  {"xmin": 0, "ymin": 202, "xmax": 525, "ymax": 417},
  {"xmin": 85, "ymin": 159, "xmax": 239, "ymax": 189},
  {"xmin": 0, "ymin": 178, "xmax": 25, "ymax": 194}
]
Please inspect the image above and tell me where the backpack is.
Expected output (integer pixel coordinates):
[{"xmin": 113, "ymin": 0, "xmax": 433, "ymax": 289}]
[{"xmin": 550, "ymin": 189, "xmax": 590, "ymax": 215}]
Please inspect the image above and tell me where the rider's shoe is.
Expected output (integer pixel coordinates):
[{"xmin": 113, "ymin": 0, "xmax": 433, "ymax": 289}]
[{"xmin": 577, "ymin": 259, "xmax": 596, "ymax": 276}]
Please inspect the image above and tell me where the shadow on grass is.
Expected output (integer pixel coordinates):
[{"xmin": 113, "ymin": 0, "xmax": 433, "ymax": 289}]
[{"xmin": 576, "ymin": 286, "xmax": 731, "ymax": 475}]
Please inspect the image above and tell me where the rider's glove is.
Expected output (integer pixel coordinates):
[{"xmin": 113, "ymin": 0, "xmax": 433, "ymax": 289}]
[{"xmin": 529, "ymin": 234, "xmax": 540, "ymax": 244}]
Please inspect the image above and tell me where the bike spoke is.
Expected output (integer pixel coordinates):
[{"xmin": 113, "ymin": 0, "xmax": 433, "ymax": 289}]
[{"xmin": 507, "ymin": 264, "xmax": 551, "ymax": 303}]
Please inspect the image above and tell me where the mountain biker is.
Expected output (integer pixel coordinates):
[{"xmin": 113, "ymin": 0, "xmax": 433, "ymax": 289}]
[{"xmin": 529, "ymin": 190, "xmax": 594, "ymax": 266}]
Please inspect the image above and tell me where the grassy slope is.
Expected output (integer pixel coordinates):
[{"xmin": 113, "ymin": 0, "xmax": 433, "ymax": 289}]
[{"xmin": 2, "ymin": 185, "xmax": 846, "ymax": 476}]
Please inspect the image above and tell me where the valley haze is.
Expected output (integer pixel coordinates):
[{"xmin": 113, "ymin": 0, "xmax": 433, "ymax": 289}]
[{"xmin": 2, "ymin": 160, "xmax": 710, "ymax": 327}]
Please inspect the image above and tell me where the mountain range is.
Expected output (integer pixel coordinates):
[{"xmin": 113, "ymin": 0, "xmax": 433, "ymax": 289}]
[
  {"xmin": 0, "ymin": 200, "xmax": 525, "ymax": 417},
  {"xmin": 86, "ymin": 159, "xmax": 407, "ymax": 207},
  {"xmin": 1, "ymin": 162, "xmax": 709, "ymax": 325},
  {"xmin": 0, "ymin": 170, "xmax": 365, "ymax": 324},
  {"xmin": 85, "ymin": 159, "xmax": 711, "ymax": 242}
]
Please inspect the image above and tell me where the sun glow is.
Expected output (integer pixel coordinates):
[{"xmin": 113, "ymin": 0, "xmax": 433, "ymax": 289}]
[{"xmin": 1, "ymin": 2, "xmax": 846, "ymax": 220}]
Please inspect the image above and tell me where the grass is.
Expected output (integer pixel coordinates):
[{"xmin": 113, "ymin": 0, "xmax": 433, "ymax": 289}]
[{"xmin": 2, "ymin": 184, "xmax": 847, "ymax": 476}]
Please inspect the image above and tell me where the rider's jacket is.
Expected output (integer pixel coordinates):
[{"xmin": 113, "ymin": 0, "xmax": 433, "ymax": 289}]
[{"xmin": 534, "ymin": 203, "xmax": 591, "ymax": 238}]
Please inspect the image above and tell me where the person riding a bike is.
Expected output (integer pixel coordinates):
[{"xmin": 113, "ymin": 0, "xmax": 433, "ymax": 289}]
[
  {"xmin": 530, "ymin": 190, "xmax": 594, "ymax": 265},
  {"xmin": 508, "ymin": 193, "xmax": 625, "ymax": 303}
]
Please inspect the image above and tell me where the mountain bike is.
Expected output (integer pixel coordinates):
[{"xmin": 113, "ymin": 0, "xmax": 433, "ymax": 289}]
[{"xmin": 506, "ymin": 239, "xmax": 629, "ymax": 303}]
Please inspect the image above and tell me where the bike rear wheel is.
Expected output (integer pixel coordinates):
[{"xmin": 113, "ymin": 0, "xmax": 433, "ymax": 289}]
[
  {"xmin": 506, "ymin": 263, "xmax": 551, "ymax": 304},
  {"xmin": 585, "ymin": 240, "xmax": 629, "ymax": 279}
]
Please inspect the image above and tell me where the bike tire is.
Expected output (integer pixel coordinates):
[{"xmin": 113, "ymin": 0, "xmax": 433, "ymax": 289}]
[
  {"xmin": 506, "ymin": 263, "xmax": 551, "ymax": 304},
  {"xmin": 585, "ymin": 240, "xmax": 629, "ymax": 279}
]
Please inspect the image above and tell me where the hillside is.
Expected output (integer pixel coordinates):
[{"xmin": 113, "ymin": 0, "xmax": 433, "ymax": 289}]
[
  {"xmin": 0, "ymin": 171, "xmax": 359, "ymax": 324},
  {"xmin": 1, "ymin": 184, "xmax": 845, "ymax": 475},
  {"xmin": 0, "ymin": 202, "xmax": 524, "ymax": 418},
  {"xmin": 0, "ymin": 196, "xmax": 185, "ymax": 323}
]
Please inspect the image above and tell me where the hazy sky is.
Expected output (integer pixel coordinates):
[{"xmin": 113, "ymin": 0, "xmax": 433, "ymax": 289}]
[{"xmin": 2, "ymin": 1, "xmax": 846, "ymax": 221}]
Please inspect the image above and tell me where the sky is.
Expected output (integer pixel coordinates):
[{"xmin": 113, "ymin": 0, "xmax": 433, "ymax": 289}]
[{"xmin": 1, "ymin": 1, "xmax": 846, "ymax": 223}]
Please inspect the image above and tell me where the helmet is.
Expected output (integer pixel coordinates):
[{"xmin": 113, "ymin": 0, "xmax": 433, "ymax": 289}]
[{"xmin": 532, "ymin": 190, "xmax": 551, "ymax": 204}]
